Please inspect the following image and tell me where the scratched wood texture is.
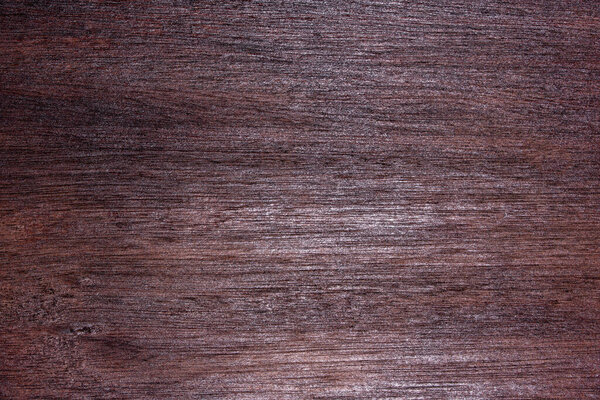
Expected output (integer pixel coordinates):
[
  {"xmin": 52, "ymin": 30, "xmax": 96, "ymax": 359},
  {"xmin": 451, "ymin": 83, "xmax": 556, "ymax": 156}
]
[{"xmin": 1, "ymin": 1, "xmax": 600, "ymax": 399}]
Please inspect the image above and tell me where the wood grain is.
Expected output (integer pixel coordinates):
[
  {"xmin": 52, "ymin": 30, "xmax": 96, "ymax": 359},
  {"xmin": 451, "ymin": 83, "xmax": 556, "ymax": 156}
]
[{"xmin": 1, "ymin": 1, "xmax": 599, "ymax": 398}]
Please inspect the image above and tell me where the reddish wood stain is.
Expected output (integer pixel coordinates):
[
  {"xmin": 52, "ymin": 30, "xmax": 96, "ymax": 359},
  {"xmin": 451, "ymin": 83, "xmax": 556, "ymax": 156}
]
[{"xmin": 1, "ymin": 1, "xmax": 599, "ymax": 398}]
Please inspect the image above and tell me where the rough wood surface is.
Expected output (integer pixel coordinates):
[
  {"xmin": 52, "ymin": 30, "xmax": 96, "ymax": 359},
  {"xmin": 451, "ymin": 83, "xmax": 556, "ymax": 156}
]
[{"xmin": 1, "ymin": 1, "xmax": 599, "ymax": 398}]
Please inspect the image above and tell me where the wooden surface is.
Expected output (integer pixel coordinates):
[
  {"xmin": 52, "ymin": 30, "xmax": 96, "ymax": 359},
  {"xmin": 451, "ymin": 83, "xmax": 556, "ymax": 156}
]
[{"xmin": 1, "ymin": 1, "xmax": 600, "ymax": 398}]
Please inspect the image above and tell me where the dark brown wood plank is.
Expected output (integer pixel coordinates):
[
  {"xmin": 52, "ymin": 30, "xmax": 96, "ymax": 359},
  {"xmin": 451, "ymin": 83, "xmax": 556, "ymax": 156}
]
[{"xmin": 1, "ymin": 1, "xmax": 599, "ymax": 398}]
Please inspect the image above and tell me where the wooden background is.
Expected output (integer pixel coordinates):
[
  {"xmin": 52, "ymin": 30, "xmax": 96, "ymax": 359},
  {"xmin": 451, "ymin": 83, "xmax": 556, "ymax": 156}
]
[{"xmin": 1, "ymin": 1, "xmax": 599, "ymax": 398}]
